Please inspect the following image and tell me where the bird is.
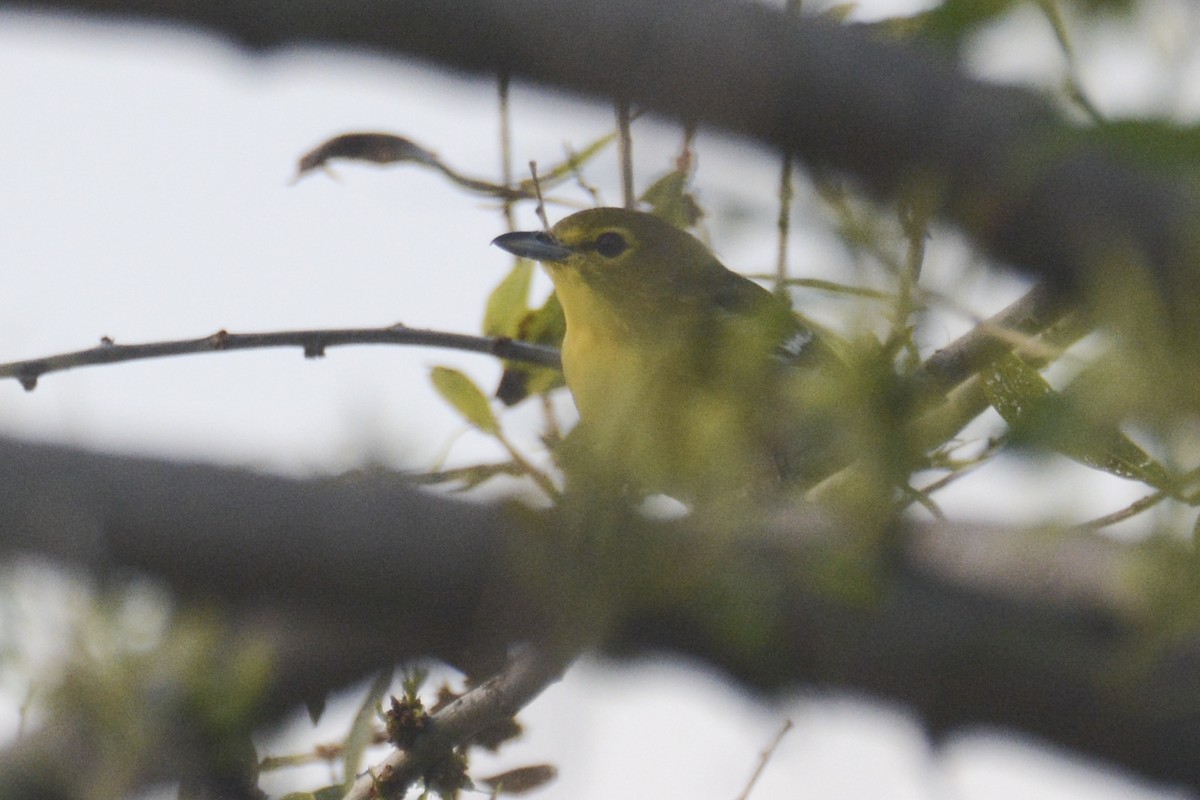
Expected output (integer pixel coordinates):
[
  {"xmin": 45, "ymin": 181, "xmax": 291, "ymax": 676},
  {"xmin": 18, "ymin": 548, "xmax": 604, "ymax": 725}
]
[{"xmin": 492, "ymin": 207, "xmax": 840, "ymax": 505}]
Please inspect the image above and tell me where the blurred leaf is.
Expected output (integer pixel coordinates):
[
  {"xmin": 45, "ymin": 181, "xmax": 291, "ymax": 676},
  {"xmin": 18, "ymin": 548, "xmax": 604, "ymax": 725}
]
[
  {"xmin": 478, "ymin": 764, "xmax": 559, "ymax": 795},
  {"xmin": 820, "ymin": 3, "xmax": 858, "ymax": 23},
  {"xmin": 1085, "ymin": 120, "xmax": 1200, "ymax": 188},
  {"xmin": 496, "ymin": 292, "xmax": 567, "ymax": 405},
  {"xmin": 295, "ymin": 132, "xmax": 530, "ymax": 200},
  {"xmin": 496, "ymin": 364, "xmax": 564, "ymax": 406},
  {"xmin": 484, "ymin": 259, "xmax": 534, "ymax": 338},
  {"xmin": 536, "ymin": 128, "xmax": 620, "ymax": 186},
  {"xmin": 1070, "ymin": 0, "xmax": 1137, "ymax": 12},
  {"xmin": 640, "ymin": 170, "xmax": 702, "ymax": 229},
  {"xmin": 295, "ymin": 125, "xmax": 623, "ymax": 201},
  {"xmin": 295, "ymin": 132, "xmax": 441, "ymax": 175},
  {"xmin": 341, "ymin": 669, "xmax": 392, "ymax": 792},
  {"xmin": 520, "ymin": 292, "xmax": 566, "ymax": 347},
  {"xmin": 983, "ymin": 353, "xmax": 1177, "ymax": 493},
  {"xmin": 900, "ymin": 0, "xmax": 1135, "ymax": 49},
  {"xmin": 304, "ymin": 695, "xmax": 326, "ymax": 725},
  {"xmin": 902, "ymin": 0, "xmax": 1018, "ymax": 48},
  {"xmin": 431, "ymin": 366, "xmax": 500, "ymax": 436}
]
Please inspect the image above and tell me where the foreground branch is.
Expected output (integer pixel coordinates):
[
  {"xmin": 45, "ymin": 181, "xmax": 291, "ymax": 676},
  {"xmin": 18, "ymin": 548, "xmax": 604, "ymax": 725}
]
[{"xmin": 0, "ymin": 436, "xmax": 1199, "ymax": 790}]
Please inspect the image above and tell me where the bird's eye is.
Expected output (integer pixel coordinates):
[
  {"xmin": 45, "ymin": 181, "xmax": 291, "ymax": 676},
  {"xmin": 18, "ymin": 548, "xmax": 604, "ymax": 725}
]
[{"xmin": 594, "ymin": 231, "xmax": 628, "ymax": 258}]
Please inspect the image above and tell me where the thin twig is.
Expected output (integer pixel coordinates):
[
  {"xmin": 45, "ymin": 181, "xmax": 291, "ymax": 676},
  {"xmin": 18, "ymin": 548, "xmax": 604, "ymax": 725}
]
[
  {"xmin": 775, "ymin": 153, "xmax": 793, "ymax": 294},
  {"xmin": 498, "ymin": 72, "xmax": 516, "ymax": 230},
  {"xmin": 774, "ymin": 0, "xmax": 802, "ymax": 293},
  {"xmin": 495, "ymin": 428, "xmax": 561, "ymax": 501},
  {"xmin": 1077, "ymin": 490, "xmax": 1168, "ymax": 531},
  {"xmin": 1036, "ymin": 0, "xmax": 1104, "ymax": 123},
  {"xmin": 530, "ymin": 161, "xmax": 551, "ymax": 231},
  {"xmin": 1076, "ymin": 464, "xmax": 1200, "ymax": 530},
  {"xmin": 734, "ymin": 719, "xmax": 793, "ymax": 800},
  {"xmin": 616, "ymin": 98, "xmax": 635, "ymax": 209},
  {"xmin": 881, "ymin": 198, "xmax": 929, "ymax": 366},
  {"xmin": 0, "ymin": 326, "xmax": 562, "ymax": 390},
  {"xmin": 743, "ymin": 276, "xmax": 892, "ymax": 301}
]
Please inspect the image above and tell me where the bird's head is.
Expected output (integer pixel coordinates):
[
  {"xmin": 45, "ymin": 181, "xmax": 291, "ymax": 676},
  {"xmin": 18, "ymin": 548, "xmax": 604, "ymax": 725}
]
[{"xmin": 492, "ymin": 208, "xmax": 726, "ymax": 308}]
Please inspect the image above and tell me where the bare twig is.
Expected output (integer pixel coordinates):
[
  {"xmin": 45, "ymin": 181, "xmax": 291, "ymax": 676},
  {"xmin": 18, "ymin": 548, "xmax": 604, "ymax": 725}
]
[
  {"xmin": 775, "ymin": 155, "xmax": 793, "ymax": 294},
  {"xmin": 1077, "ymin": 489, "xmax": 1168, "ymax": 531},
  {"xmin": 494, "ymin": 428, "xmax": 561, "ymax": 501},
  {"xmin": 530, "ymin": 161, "xmax": 551, "ymax": 231},
  {"xmin": 1077, "ymin": 464, "xmax": 1200, "ymax": 530},
  {"xmin": 498, "ymin": 72, "xmax": 517, "ymax": 230},
  {"xmin": 1035, "ymin": 0, "xmax": 1104, "ymax": 123},
  {"xmin": 616, "ymin": 99, "xmax": 635, "ymax": 209},
  {"xmin": 0, "ymin": 326, "xmax": 561, "ymax": 390},
  {"xmin": 734, "ymin": 719, "xmax": 793, "ymax": 800}
]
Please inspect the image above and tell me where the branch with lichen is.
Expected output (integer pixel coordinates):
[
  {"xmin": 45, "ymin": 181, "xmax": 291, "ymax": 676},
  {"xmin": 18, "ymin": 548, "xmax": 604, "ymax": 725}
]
[{"xmin": 343, "ymin": 646, "xmax": 570, "ymax": 800}]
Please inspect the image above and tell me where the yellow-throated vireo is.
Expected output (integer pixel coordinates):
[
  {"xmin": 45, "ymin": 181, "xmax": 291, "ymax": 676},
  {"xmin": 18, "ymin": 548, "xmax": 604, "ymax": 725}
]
[{"xmin": 493, "ymin": 207, "xmax": 842, "ymax": 503}]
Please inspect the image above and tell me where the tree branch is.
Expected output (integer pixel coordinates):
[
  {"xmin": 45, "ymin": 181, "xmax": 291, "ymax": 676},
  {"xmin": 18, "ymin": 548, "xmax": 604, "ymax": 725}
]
[
  {"xmin": 344, "ymin": 645, "xmax": 571, "ymax": 800},
  {"xmin": 0, "ymin": 326, "xmax": 560, "ymax": 390}
]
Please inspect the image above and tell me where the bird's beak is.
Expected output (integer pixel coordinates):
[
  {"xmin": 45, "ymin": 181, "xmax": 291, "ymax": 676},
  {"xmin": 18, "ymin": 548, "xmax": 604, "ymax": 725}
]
[{"xmin": 491, "ymin": 230, "xmax": 573, "ymax": 263}]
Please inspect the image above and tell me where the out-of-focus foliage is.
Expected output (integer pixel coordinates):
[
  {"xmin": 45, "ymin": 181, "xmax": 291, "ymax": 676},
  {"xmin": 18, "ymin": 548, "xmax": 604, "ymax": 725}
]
[
  {"xmin": 902, "ymin": 0, "xmax": 1136, "ymax": 49},
  {"xmin": 1086, "ymin": 120, "xmax": 1200, "ymax": 189}
]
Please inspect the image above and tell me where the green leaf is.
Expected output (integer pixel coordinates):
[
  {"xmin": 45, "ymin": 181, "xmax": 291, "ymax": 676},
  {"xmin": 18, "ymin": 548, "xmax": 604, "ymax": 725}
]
[
  {"xmin": 640, "ymin": 170, "xmax": 702, "ymax": 229},
  {"xmin": 980, "ymin": 352, "xmax": 1055, "ymax": 421},
  {"xmin": 982, "ymin": 353, "xmax": 1177, "ymax": 493},
  {"xmin": 484, "ymin": 259, "xmax": 534, "ymax": 337},
  {"xmin": 431, "ymin": 366, "xmax": 500, "ymax": 436},
  {"xmin": 522, "ymin": 291, "xmax": 566, "ymax": 345}
]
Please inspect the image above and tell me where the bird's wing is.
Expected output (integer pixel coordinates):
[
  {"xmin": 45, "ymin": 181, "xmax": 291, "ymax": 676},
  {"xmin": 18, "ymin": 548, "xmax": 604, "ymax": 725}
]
[{"xmin": 706, "ymin": 272, "xmax": 821, "ymax": 367}]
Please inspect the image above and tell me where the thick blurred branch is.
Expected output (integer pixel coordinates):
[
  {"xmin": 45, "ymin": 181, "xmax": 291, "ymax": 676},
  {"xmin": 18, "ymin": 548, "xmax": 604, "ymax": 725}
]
[
  {"xmin": 0, "ymin": 436, "xmax": 1198, "ymax": 789},
  {"xmin": 0, "ymin": 437, "xmax": 537, "ymax": 696}
]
